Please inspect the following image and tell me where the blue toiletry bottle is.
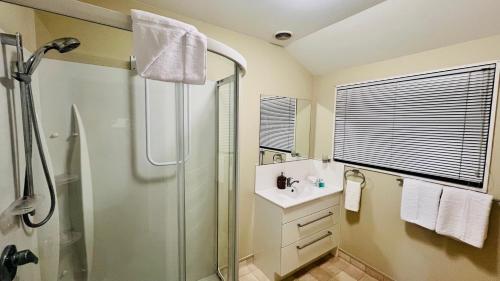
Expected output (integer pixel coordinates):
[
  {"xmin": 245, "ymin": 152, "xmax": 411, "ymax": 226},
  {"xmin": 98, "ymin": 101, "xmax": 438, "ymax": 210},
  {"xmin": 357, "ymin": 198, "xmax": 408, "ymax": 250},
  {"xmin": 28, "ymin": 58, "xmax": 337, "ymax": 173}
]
[{"xmin": 318, "ymin": 179, "xmax": 325, "ymax": 188}]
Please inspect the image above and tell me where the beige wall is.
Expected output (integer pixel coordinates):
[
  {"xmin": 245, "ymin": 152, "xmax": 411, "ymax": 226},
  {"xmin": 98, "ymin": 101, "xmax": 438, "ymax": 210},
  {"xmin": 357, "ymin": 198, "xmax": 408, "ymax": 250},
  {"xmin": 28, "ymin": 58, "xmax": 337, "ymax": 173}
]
[
  {"xmin": 312, "ymin": 34, "xmax": 500, "ymax": 281},
  {"xmin": 0, "ymin": 1, "xmax": 36, "ymax": 51},
  {"xmin": 295, "ymin": 99, "xmax": 312, "ymax": 158},
  {"xmin": 78, "ymin": 0, "xmax": 313, "ymax": 258}
]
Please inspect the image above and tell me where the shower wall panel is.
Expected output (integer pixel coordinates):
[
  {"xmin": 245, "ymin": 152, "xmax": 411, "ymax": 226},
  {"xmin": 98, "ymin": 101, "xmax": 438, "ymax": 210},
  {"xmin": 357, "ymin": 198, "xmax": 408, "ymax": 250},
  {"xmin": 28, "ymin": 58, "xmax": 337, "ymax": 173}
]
[{"xmin": 37, "ymin": 59, "xmax": 217, "ymax": 281}]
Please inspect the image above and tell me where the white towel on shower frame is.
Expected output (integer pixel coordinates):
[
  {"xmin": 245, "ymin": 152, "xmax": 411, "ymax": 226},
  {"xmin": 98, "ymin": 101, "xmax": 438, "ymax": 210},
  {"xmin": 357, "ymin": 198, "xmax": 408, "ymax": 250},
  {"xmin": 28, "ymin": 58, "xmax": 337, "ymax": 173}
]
[{"xmin": 131, "ymin": 9, "xmax": 207, "ymax": 84}]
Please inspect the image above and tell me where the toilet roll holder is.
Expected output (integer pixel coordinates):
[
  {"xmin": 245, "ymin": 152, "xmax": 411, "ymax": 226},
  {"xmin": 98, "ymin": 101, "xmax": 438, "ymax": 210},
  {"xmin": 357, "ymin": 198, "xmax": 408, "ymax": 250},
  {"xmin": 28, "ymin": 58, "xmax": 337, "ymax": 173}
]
[{"xmin": 344, "ymin": 169, "xmax": 366, "ymax": 188}]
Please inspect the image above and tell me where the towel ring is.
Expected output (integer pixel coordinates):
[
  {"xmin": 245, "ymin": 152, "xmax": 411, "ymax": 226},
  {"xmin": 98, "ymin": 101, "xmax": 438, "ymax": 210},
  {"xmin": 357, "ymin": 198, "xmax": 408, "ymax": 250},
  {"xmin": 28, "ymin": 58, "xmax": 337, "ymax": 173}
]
[{"xmin": 344, "ymin": 169, "xmax": 366, "ymax": 188}]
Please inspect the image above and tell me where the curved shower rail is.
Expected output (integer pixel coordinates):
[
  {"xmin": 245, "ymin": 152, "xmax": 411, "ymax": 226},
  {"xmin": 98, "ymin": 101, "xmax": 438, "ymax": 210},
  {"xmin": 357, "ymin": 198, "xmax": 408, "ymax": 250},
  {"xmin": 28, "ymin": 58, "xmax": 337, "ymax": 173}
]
[{"xmin": 2, "ymin": 0, "xmax": 248, "ymax": 75}]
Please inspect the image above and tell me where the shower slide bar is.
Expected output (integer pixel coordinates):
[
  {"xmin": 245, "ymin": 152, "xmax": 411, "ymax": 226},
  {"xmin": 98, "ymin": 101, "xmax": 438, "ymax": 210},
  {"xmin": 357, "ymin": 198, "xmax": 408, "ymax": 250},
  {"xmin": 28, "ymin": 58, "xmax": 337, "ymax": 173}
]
[{"xmin": 144, "ymin": 79, "xmax": 190, "ymax": 166}]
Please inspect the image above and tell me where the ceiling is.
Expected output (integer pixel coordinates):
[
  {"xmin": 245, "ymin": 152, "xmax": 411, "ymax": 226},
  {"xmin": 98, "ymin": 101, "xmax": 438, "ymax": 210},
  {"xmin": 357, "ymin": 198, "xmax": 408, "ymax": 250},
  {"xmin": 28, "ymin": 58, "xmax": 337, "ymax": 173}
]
[
  {"xmin": 138, "ymin": 0, "xmax": 385, "ymax": 45},
  {"xmin": 287, "ymin": 0, "xmax": 500, "ymax": 75},
  {"xmin": 140, "ymin": 0, "xmax": 500, "ymax": 76}
]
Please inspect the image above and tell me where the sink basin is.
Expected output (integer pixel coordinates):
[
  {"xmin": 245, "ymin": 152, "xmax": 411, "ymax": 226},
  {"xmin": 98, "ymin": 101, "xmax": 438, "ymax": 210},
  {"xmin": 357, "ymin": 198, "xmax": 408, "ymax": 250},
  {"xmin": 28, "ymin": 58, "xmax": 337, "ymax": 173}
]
[
  {"xmin": 276, "ymin": 183, "xmax": 311, "ymax": 199},
  {"xmin": 255, "ymin": 181, "xmax": 343, "ymax": 209}
]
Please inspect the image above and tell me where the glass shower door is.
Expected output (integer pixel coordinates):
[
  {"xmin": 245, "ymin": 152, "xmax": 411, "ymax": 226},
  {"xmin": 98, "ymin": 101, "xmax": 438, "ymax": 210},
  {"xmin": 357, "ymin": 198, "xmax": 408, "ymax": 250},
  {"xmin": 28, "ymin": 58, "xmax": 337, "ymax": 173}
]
[
  {"xmin": 38, "ymin": 59, "xmax": 183, "ymax": 281},
  {"xmin": 0, "ymin": 3, "xmax": 240, "ymax": 281}
]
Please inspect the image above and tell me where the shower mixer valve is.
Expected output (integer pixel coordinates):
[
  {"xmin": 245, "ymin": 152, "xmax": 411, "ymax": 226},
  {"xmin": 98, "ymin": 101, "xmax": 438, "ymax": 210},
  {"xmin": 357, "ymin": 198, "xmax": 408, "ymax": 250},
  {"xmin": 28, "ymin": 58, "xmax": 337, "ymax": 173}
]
[{"xmin": 0, "ymin": 245, "xmax": 39, "ymax": 281}]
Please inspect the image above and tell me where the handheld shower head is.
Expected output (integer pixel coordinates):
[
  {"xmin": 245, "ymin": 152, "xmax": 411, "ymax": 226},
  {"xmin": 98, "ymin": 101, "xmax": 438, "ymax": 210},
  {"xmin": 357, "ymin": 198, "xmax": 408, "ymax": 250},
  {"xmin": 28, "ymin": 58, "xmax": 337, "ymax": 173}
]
[{"xmin": 25, "ymin": 37, "xmax": 80, "ymax": 75}]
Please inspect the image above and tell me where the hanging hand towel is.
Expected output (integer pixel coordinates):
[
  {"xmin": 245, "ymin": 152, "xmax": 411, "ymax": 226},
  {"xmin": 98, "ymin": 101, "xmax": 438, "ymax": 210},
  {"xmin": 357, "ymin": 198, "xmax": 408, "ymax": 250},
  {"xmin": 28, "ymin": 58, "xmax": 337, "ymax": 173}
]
[
  {"xmin": 345, "ymin": 180, "xmax": 362, "ymax": 212},
  {"xmin": 131, "ymin": 9, "xmax": 207, "ymax": 84},
  {"xmin": 436, "ymin": 187, "xmax": 493, "ymax": 248},
  {"xmin": 400, "ymin": 178, "xmax": 443, "ymax": 230}
]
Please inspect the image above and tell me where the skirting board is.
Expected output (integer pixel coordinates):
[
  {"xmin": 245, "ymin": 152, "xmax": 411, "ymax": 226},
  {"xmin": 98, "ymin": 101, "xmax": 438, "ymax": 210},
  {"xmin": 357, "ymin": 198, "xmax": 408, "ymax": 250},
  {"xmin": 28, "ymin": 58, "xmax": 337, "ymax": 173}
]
[{"xmin": 337, "ymin": 248, "xmax": 395, "ymax": 281}]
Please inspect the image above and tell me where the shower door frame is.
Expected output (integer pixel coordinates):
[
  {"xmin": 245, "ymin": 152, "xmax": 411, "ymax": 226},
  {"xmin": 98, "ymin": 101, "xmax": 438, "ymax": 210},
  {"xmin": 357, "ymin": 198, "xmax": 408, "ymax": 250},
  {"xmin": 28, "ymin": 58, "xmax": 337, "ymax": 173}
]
[
  {"xmin": 0, "ymin": 1, "xmax": 244, "ymax": 280},
  {"xmin": 215, "ymin": 73, "xmax": 239, "ymax": 281}
]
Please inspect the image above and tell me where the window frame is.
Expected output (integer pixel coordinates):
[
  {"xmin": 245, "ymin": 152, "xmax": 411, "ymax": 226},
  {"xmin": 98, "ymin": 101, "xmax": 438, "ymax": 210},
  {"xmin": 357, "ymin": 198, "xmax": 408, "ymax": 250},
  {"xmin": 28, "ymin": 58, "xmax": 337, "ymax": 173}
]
[{"xmin": 331, "ymin": 61, "xmax": 500, "ymax": 193}]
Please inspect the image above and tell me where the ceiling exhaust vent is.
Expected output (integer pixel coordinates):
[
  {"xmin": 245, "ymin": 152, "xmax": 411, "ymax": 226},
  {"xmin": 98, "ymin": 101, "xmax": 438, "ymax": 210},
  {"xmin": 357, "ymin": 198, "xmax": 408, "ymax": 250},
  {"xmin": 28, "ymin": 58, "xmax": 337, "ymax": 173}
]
[{"xmin": 274, "ymin": 31, "xmax": 293, "ymax": 41}]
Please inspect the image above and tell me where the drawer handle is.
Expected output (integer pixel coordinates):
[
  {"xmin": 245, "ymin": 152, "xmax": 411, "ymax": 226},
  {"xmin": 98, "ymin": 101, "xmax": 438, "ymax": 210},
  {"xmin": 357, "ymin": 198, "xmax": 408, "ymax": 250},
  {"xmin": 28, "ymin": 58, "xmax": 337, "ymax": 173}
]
[
  {"xmin": 296, "ymin": 231, "xmax": 332, "ymax": 250},
  {"xmin": 297, "ymin": 212, "xmax": 333, "ymax": 228}
]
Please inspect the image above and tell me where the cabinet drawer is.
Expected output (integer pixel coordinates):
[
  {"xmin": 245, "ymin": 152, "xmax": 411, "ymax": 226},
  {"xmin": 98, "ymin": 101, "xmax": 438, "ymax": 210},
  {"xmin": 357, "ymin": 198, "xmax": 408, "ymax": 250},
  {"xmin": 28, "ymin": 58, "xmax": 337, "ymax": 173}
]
[
  {"xmin": 280, "ymin": 226, "xmax": 339, "ymax": 276},
  {"xmin": 282, "ymin": 206, "xmax": 339, "ymax": 247},
  {"xmin": 282, "ymin": 193, "xmax": 339, "ymax": 223}
]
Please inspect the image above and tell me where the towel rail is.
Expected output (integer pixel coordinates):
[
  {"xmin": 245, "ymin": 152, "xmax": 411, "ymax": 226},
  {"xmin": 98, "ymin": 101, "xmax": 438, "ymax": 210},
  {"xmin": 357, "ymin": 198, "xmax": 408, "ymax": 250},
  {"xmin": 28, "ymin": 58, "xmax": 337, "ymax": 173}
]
[
  {"xmin": 395, "ymin": 177, "xmax": 500, "ymax": 205},
  {"xmin": 144, "ymin": 80, "xmax": 190, "ymax": 166}
]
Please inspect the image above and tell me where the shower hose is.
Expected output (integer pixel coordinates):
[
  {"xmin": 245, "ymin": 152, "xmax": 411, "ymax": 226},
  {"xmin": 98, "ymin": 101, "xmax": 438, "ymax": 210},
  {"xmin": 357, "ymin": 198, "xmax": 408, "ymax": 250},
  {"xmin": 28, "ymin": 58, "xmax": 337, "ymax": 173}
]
[{"xmin": 14, "ymin": 73, "xmax": 56, "ymax": 228}]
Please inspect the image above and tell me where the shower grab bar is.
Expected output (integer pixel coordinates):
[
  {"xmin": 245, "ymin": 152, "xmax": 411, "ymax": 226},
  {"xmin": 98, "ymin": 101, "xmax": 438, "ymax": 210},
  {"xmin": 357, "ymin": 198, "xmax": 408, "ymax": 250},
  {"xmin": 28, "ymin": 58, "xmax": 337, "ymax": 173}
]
[{"xmin": 144, "ymin": 79, "xmax": 190, "ymax": 166}]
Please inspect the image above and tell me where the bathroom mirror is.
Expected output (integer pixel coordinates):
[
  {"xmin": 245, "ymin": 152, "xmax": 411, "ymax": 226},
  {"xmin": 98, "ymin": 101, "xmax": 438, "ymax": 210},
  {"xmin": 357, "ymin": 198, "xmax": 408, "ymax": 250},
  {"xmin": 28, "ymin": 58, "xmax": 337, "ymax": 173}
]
[{"xmin": 259, "ymin": 95, "xmax": 312, "ymax": 165}]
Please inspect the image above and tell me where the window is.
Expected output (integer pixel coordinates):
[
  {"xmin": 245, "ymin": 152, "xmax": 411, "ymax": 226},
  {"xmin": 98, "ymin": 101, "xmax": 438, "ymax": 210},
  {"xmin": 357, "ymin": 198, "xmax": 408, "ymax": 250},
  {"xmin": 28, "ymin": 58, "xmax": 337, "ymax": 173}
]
[
  {"xmin": 260, "ymin": 96, "xmax": 297, "ymax": 153},
  {"xmin": 333, "ymin": 63, "xmax": 497, "ymax": 189}
]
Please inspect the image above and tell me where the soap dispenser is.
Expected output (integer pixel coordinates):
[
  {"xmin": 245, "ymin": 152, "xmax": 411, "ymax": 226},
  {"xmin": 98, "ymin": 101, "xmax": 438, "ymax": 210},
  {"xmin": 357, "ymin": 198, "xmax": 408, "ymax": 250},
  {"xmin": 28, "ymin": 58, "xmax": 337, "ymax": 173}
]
[{"xmin": 277, "ymin": 172, "xmax": 286, "ymax": 189}]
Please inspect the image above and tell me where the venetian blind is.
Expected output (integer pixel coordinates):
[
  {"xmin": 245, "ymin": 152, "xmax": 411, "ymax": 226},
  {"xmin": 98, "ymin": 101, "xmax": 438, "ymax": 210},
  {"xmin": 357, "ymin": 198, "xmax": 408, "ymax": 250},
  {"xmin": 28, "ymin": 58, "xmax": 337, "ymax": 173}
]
[
  {"xmin": 334, "ymin": 64, "xmax": 496, "ymax": 188},
  {"xmin": 260, "ymin": 96, "xmax": 297, "ymax": 153}
]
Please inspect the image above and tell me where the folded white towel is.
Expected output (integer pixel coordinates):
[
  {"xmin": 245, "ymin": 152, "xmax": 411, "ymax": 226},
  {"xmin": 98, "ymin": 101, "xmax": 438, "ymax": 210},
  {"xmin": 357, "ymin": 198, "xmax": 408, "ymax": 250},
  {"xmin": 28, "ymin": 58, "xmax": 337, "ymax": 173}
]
[
  {"xmin": 131, "ymin": 10, "xmax": 207, "ymax": 84},
  {"xmin": 345, "ymin": 180, "xmax": 362, "ymax": 212},
  {"xmin": 400, "ymin": 178, "xmax": 443, "ymax": 230},
  {"xmin": 436, "ymin": 187, "xmax": 493, "ymax": 248},
  {"xmin": 184, "ymin": 31, "xmax": 207, "ymax": 84}
]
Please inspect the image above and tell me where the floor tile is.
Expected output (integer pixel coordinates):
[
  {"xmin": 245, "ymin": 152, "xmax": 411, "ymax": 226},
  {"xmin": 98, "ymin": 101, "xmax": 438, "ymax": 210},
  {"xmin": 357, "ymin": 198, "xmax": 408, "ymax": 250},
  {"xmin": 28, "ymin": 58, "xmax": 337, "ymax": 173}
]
[
  {"xmin": 331, "ymin": 258, "xmax": 350, "ymax": 271},
  {"xmin": 360, "ymin": 275, "xmax": 378, "ymax": 281},
  {"xmin": 296, "ymin": 273, "xmax": 319, "ymax": 281},
  {"xmin": 319, "ymin": 260, "xmax": 342, "ymax": 276},
  {"xmin": 343, "ymin": 265, "xmax": 365, "ymax": 280},
  {"xmin": 252, "ymin": 268, "xmax": 270, "ymax": 281},
  {"xmin": 239, "ymin": 264, "xmax": 252, "ymax": 276},
  {"xmin": 332, "ymin": 272, "xmax": 357, "ymax": 281},
  {"xmin": 309, "ymin": 267, "xmax": 333, "ymax": 281},
  {"xmin": 247, "ymin": 263, "xmax": 259, "ymax": 273},
  {"xmin": 240, "ymin": 273, "xmax": 259, "ymax": 281}
]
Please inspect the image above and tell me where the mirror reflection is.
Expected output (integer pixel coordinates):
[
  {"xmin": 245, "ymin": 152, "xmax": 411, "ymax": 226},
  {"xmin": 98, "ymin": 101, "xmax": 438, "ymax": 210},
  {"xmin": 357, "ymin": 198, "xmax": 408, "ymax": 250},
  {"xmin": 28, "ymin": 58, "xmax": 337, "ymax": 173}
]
[{"xmin": 259, "ymin": 95, "xmax": 311, "ymax": 165}]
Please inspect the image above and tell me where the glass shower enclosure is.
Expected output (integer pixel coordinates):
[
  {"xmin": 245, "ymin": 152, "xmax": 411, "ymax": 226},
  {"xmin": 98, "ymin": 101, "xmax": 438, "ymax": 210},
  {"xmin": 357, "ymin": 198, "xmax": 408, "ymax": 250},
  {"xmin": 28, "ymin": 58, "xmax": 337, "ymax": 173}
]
[{"xmin": 0, "ymin": 1, "xmax": 243, "ymax": 281}]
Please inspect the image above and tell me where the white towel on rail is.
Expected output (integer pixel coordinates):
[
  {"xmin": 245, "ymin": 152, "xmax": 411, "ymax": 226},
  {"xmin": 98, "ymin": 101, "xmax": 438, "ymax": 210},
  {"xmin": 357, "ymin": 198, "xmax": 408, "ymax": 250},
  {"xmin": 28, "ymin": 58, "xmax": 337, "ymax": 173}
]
[
  {"xmin": 436, "ymin": 187, "xmax": 493, "ymax": 248},
  {"xmin": 400, "ymin": 178, "xmax": 443, "ymax": 230},
  {"xmin": 344, "ymin": 180, "xmax": 362, "ymax": 212},
  {"xmin": 131, "ymin": 9, "xmax": 207, "ymax": 84},
  {"xmin": 184, "ymin": 32, "xmax": 207, "ymax": 84}
]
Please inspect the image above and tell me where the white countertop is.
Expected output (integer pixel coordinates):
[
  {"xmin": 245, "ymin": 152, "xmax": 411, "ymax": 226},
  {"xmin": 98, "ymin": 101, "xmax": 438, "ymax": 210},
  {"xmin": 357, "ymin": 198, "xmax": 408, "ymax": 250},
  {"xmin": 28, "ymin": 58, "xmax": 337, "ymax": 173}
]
[{"xmin": 255, "ymin": 182, "xmax": 343, "ymax": 209}]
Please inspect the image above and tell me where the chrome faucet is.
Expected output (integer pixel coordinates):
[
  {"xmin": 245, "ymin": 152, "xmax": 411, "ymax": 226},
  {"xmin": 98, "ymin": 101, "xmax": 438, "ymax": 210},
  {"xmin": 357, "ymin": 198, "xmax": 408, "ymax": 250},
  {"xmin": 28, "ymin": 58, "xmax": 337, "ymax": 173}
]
[{"xmin": 286, "ymin": 177, "xmax": 300, "ymax": 187}]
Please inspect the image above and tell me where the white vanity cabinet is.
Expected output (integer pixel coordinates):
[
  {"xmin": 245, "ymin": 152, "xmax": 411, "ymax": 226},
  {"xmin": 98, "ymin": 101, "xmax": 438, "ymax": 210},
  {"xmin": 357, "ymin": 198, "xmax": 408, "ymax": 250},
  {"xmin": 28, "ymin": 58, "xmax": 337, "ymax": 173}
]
[{"xmin": 253, "ymin": 193, "xmax": 341, "ymax": 280}]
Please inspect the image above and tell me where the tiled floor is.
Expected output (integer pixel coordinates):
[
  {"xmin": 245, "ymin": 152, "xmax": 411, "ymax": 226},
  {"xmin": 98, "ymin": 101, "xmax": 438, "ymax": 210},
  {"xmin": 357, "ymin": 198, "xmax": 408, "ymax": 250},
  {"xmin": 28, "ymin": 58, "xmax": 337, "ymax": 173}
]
[
  {"xmin": 290, "ymin": 256, "xmax": 377, "ymax": 281},
  {"xmin": 241, "ymin": 255, "xmax": 378, "ymax": 281},
  {"xmin": 239, "ymin": 259, "xmax": 269, "ymax": 281}
]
